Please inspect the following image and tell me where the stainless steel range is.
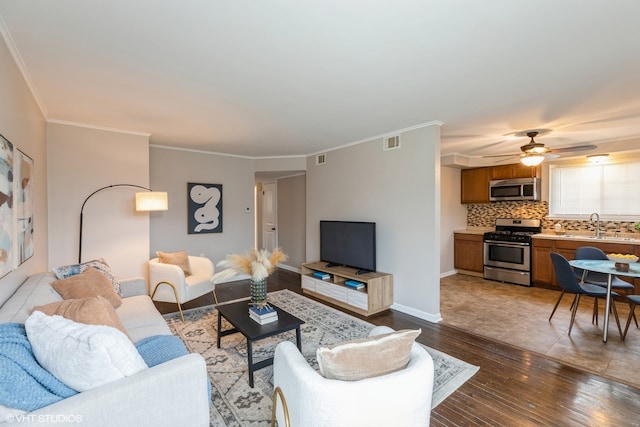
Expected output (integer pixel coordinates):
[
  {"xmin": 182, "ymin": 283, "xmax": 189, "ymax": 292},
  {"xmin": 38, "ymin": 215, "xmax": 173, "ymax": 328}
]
[{"xmin": 483, "ymin": 218, "xmax": 542, "ymax": 286}]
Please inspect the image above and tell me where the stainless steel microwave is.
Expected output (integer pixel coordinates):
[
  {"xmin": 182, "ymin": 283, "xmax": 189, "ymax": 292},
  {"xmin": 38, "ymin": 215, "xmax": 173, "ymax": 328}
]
[{"xmin": 489, "ymin": 177, "xmax": 541, "ymax": 202}]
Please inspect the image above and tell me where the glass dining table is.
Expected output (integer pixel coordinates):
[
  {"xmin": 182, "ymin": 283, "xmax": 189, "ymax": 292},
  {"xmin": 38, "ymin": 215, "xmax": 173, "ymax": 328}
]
[{"xmin": 569, "ymin": 259, "xmax": 640, "ymax": 343}]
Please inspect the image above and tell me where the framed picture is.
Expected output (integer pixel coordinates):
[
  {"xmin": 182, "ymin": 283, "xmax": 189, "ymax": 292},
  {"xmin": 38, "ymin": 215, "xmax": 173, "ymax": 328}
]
[
  {"xmin": 0, "ymin": 134, "xmax": 14, "ymax": 277},
  {"xmin": 187, "ymin": 183, "xmax": 222, "ymax": 234},
  {"xmin": 15, "ymin": 149, "xmax": 34, "ymax": 265}
]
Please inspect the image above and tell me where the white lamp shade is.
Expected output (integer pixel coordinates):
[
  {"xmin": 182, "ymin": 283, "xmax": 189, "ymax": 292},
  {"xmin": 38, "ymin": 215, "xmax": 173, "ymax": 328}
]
[
  {"xmin": 520, "ymin": 154, "xmax": 544, "ymax": 167},
  {"xmin": 135, "ymin": 192, "xmax": 168, "ymax": 211}
]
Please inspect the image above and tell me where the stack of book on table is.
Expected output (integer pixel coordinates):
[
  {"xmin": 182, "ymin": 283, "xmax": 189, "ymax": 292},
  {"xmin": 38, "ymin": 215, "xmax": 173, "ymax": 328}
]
[
  {"xmin": 249, "ymin": 305, "xmax": 278, "ymax": 325},
  {"xmin": 344, "ymin": 279, "xmax": 365, "ymax": 290},
  {"xmin": 313, "ymin": 271, "xmax": 331, "ymax": 280}
]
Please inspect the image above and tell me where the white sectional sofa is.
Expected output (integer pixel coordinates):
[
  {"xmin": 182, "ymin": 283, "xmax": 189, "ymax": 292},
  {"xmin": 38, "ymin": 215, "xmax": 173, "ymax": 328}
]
[{"xmin": 0, "ymin": 272, "xmax": 210, "ymax": 427}]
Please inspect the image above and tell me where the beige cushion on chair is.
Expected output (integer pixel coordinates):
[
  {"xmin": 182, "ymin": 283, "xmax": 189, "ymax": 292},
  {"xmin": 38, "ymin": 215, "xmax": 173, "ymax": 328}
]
[
  {"xmin": 273, "ymin": 326, "xmax": 434, "ymax": 427},
  {"xmin": 316, "ymin": 328, "xmax": 421, "ymax": 381},
  {"xmin": 156, "ymin": 250, "xmax": 192, "ymax": 276},
  {"xmin": 149, "ymin": 255, "xmax": 215, "ymax": 304}
]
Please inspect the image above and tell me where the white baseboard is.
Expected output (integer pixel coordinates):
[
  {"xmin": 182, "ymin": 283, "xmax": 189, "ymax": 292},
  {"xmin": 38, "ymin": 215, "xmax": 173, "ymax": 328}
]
[
  {"xmin": 440, "ymin": 269, "xmax": 458, "ymax": 278},
  {"xmin": 278, "ymin": 264, "xmax": 300, "ymax": 274},
  {"xmin": 391, "ymin": 302, "xmax": 442, "ymax": 324}
]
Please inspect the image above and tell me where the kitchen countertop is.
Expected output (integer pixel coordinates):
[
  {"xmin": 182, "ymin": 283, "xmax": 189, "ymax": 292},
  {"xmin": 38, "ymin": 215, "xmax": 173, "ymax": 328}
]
[
  {"xmin": 454, "ymin": 229, "xmax": 640, "ymax": 244},
  {"xmin": 454, "ymin": 227, "xmax": 493, "ymax": 235},
  {"xmin": 533, "ymin": 232, "xmax": 640, "ymax": 244}
]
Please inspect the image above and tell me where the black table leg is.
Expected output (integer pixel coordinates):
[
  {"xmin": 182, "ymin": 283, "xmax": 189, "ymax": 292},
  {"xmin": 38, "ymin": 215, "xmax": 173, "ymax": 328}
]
[
  {"xmin": 247, "ymin": 339, "xmax": 254, "ymax": 388},
  {"xmin": 295, "ymin": 326, "xmax": 302, "ymax": 351},
  {"xmin": 217, "ymin": 311, "xmax": 222, "ymax": 348}
]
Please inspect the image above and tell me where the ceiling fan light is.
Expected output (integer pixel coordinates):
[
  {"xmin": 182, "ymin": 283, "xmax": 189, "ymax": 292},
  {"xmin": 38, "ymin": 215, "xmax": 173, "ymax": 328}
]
[
  {"xmin": 528, "ymin": 146, "xmax": 548, "ymax": 154},
  {"xmin": 520, "ymin": 154, "xmax": 544, "ymax": 167},
  {"xmin": 587, "ymin": 154, "xmax": 609, "ymax": 164}
]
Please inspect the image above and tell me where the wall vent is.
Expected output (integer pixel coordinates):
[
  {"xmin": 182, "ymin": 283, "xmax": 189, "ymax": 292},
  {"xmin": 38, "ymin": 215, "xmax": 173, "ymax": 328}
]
[
  {"xmin": 383, "ymin": 135, "xmax": 401, "ymax": 151},
  {"xmin": 315, "ymin": 153, "xmax": 327, "ymax": 165}
]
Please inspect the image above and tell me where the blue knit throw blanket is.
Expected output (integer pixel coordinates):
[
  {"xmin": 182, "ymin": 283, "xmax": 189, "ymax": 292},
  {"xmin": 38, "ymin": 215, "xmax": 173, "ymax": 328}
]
[
  {"xmin": 0, "ymin": 323, "xmax": 77, "ymax": 411},
  {"xmin": 135, "ymin": 334, "xmax": 189, "ymax": 367},
  {"xmin": 0, "ymin": 322, "xmax": 190, "ymax": 412}
]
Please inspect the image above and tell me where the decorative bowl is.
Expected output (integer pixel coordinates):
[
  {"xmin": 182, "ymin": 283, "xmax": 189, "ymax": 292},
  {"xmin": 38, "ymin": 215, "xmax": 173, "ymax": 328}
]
[
  {"xmin": 607, "ymin": 254, "xmax": 639, "ymax": 271},
  {"xmin": 607, "ymin": 254, "xmax": 639, "ymax": 264}
]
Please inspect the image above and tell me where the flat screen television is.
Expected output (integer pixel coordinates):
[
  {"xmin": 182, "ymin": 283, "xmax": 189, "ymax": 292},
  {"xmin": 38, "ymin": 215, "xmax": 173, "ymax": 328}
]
[{"xmin": 320, "ymin": 220, "xmax": 376, "ymax": 274}]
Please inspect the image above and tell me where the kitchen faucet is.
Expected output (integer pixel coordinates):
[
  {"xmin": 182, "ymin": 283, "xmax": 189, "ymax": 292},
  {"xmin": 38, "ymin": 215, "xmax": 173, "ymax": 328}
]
[{"xmin": 590, "ymin": 212, "xmax": 600, "ymax": 238}]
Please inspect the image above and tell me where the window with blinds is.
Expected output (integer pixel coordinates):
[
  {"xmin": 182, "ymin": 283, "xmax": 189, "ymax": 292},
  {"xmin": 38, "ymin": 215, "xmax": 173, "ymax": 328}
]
[{"xmin": 549, "ymin": 161, "xmax": 640, "ymax": 219}]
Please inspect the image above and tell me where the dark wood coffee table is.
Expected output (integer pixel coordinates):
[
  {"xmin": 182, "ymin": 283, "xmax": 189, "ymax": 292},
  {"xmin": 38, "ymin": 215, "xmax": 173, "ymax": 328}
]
[{"xmin": 216, "ymin": 300, "xmax": 304, "ymax": 387}]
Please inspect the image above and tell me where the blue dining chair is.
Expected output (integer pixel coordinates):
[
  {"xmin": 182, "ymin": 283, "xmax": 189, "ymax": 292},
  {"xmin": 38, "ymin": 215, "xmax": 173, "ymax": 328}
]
[
  {"xmin": 622, "ymin": 295, "xmax": 640, "ymax": 340},
  {"xmin": 549, "ymin": 252, "xmax": 622, "ymax": 337},
  {"xmin": 574, "ymin": 246, "xmax": 635, "ymax": 292},
  {"xmin": 575, "ymin": 246, "xmax": 636, "ymax": 327}
]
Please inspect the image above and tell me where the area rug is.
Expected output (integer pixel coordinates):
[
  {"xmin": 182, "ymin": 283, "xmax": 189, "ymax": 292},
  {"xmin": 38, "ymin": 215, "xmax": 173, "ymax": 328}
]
[{"xmin": 165, "ymin": 289, "xmax": 478, "ymax": 427}]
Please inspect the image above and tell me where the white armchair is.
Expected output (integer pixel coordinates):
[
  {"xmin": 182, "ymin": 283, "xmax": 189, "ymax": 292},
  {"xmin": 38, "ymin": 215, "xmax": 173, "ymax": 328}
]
[
  {"xmin": 149, "ymin": 255, "xmax": 215, "ymax": 321},
  {"xmin": 272, "ymin": 326, "xmax": 434, "ymax": 427}
]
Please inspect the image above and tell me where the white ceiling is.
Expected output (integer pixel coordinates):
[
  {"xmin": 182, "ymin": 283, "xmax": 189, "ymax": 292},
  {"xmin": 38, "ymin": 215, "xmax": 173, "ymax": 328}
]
[{"xmin": 1, "ymin": 1, "xmax": 640, "ymax": 162}]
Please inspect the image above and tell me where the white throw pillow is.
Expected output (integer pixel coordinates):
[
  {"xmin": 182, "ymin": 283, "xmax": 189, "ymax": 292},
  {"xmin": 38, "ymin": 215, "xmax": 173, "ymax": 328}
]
[{"xmin": 25, "ymin": 311, "xmax": 148, "ymax": 392}]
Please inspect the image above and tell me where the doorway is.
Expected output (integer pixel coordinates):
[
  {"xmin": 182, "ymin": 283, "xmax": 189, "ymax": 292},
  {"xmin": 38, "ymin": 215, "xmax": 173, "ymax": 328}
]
[{"xmin": 261, "ymin": 181, "xmax": 277, "ymax": 252}]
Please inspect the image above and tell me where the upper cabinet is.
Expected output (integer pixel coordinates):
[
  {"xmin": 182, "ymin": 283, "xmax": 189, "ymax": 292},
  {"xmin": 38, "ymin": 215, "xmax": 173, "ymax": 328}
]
[
  {"xmin": 490, "ymin": 163, "xmax": 539, "ymax": 180},
  {"xmin": 461, "ymin": 167, "xmax": 491, "ymax": 204},
  {"xmin": 461, "ymin": 164, "xmax": 540, "ymax": 204}
]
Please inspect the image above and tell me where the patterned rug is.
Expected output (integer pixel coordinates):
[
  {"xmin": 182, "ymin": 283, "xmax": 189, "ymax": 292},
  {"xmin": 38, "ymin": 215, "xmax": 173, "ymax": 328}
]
[{"xmin": 165, "ymin": 290, "xmax": 478, "ymax": 427}]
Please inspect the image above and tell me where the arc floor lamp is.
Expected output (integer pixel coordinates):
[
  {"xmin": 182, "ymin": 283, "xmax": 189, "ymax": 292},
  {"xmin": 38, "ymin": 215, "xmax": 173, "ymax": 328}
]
[{"xmin": 78, "ymin": 184, "xmax": 168, "ymax": 263}]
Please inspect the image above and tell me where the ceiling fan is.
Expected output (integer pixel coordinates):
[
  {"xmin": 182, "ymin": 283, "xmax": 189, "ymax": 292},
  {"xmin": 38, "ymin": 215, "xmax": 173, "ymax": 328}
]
[{"xmin": 485, "ymin": 131, "xmax": 597, "ymax": 166}]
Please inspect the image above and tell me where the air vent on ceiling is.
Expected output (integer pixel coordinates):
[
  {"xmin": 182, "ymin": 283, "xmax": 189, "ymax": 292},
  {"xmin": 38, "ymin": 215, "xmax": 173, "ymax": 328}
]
[
  {"xmin": 383, "ymin": 135, "xmax": 401, "ymax": 151},
  {"xmin": 315, "ymin": 153, "xmax": 327, "ymax": 165}
]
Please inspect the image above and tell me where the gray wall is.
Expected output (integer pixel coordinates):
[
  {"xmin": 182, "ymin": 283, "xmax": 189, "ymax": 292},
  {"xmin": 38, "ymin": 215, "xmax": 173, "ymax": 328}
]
[
  {"xmin": 0, "ymin": 32, "xmax": 48, "ymax": 303},
  {"xmin": 440, "ymin": 166, "xmax": 467, "ymax": 275},
  {"xmin": 276, "ymin": 174, "xmax": 306, "ymax": 269},
  {"xmin": 305, "ymin": 123, "xmax": 442, "ymax": 321},
  {"xmin": 47, "ymin": 123, "xmax": 151, "ymax": 279},
  {"xmin": 149, "ymin": 147, "xmax": 255, "ymax": 266}
]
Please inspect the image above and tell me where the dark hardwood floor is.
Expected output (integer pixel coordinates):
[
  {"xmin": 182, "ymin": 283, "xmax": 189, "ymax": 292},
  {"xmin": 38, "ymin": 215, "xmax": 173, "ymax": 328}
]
[{"xmin": 154, "ymin": 269, "xmax": 640, "ymax": 427}]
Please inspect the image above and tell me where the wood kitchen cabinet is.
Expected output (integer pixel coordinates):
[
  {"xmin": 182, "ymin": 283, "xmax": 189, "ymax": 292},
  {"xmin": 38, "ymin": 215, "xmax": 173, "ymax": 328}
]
[
  {"xmin": 532, "ymin": 237, "xmax": 640, "ymax": 289},
  {"xmin": 454, "ymin": 232, "xmax": 484, "ymax": 275},
  {"xmin": 460, "ymin": 168, "xmax": 491, "ymax": 204},
  {"xmin": 460, "ymin": 164, "xmax": 540, "ymax": 204},
  {"xmin": 490, "ymin": 163, "xmax": 539, "ymax": 180},
  {"xmin": 532, "ymin": 238, "xmax": 554, "ymax": 286}
]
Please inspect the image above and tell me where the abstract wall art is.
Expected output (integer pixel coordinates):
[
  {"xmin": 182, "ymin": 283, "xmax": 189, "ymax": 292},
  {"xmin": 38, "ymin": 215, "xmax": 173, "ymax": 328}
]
[
  {"xmin": 187, "ymin": 183, "xmax": 223, "ymax": 234},
  {"xmin": 15, "ymin": 149, "xmax": 34, "ymax": 265},
  {"xmin": 0, "ymin": 134, "xmax": 14, "ymax": 277}
]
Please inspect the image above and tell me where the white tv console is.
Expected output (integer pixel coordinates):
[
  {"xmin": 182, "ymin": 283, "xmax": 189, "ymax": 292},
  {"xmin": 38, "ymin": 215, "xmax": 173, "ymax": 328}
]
[{"xmin": 300, "ymin": 262, "xmax": 393, "ymax": 316}]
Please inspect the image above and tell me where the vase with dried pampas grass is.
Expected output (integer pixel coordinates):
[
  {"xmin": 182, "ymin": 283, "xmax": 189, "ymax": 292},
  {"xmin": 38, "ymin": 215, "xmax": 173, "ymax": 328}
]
[{"xmin": 210, "ymin": 248, "xmax": 288, "ymax": 307}]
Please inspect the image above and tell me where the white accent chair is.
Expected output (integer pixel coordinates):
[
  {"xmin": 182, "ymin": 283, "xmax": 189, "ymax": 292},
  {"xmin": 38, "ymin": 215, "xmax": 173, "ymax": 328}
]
[
  {"xmin": 272, "ymin": 326, "xmax": 434, "ymax": 427},
  {"xmin": 149, "ymin": 255, "xmax": 215, "ymax": 321}
]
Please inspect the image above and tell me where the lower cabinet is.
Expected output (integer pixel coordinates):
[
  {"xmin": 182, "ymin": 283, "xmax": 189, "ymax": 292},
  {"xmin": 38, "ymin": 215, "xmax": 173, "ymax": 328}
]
[
  {"xmin": 532, "ymin": 238, "xmax": 640, "ymax": 289},
  {"xmin": 532, "ymin": 239, "xmax": 554, "ymax": 286},
  {"xmin": 453, "ymin": 232, "xmax": 484, "ymax": 275}
]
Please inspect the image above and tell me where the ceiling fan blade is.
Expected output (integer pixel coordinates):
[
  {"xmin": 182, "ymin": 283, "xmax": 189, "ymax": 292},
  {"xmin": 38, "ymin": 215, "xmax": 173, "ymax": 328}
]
[
  {"xmin": 482, "ymin": 153, "xmax": 520, "ymax": 158},
  {"xmin": 493, "ymin": 156, "xmax": 519, "ymax": 163},
  {"xmin": 548, "ymin": 144, "xmax": 597, "ymax": 154},
  {"xmin": 543, "ymin": 153, "xmax": 560, "ymax": 159}
]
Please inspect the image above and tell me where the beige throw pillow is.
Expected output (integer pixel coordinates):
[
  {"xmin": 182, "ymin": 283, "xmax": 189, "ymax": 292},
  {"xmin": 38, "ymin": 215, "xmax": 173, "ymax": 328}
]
[
  {"xmin": 156, "ymin": 250, "xmax": 192, "ymax": 276},
  {"xmin": 33, "ymin": 295, "xmax": 130, "ymax": 340},
  {"xmin": 52, "ymin": 267, "xmax": 123, "ymax": 308},
  {"xmin": 316, "ymin": 329, "xmax": 421, "ymax": 381}
]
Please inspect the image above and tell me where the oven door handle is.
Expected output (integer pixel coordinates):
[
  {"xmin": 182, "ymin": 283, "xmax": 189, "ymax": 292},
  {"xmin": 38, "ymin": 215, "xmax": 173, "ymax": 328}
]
[{"xmin": 483, "ymin": 240, "xmax": 530, "ymax": 247}]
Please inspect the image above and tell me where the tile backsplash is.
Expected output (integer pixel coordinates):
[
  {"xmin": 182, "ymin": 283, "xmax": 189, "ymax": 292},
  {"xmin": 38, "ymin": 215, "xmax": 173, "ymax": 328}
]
[{"xmin": 466, "ymin": 201, "xmax": 640, "ymax": 233}]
